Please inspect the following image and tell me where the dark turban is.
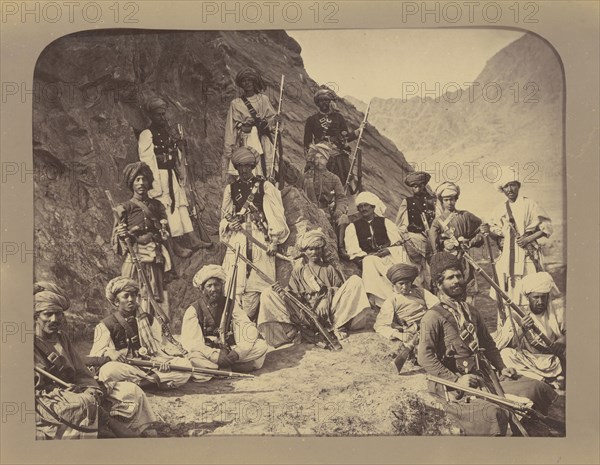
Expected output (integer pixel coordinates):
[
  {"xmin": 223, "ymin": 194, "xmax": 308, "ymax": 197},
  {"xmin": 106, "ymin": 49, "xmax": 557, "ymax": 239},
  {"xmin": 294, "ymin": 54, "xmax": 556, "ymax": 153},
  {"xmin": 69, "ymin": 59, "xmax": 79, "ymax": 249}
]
[
  {"xmin": 235, "ymin": 67, "xmax": 266, "ymax": 92},
  {"xmin": 105, "ymin": 277, "xmax": 139, "ymax": 305},
  {"xmin": 144, "ymin": 97, "xmax": 168, "ymax": 114},
  {"xmin": 123, "ymin": 162, "xmax": 154, "ymax": 191},
  {"xmin": 231, "ymin": 146, "xmax": 259, "ymax": 166},
  {"xmin": 405, "ymin": 171, "xmax": 431, "ymax": 187},
  {"xmin": 314, "ymin": 88, "xmax": 337, "ymax": 104},
  {"xmin": 430, "ymin": 252, "xmax": 462, "ymax": 283},
  {"xmin": 34, "ymin": 281, "xmax": 70, "ymax": 314},
  {"xmin": 386, "ymin": 263, "xmax": 419, "ymax": 284}
]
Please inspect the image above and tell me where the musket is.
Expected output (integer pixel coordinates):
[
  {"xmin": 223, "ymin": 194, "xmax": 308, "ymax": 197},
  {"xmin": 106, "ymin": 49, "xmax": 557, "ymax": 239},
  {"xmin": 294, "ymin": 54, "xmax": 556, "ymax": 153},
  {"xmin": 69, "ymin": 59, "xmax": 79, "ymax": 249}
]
[
  {"xmin": 508, "ymin": 222, "xmax": 544, "ymax": 272},
  {"xmin": 221, "ymin": 241, "xmax": 342, "ymax": 351},
  {"xmin": 219, "ymin": 244, "xmax": 241, "ymax": 349},
  {"xmin": 426, "ymin": 375, "xmax": 564, "ymax": 431},
  {"xmin": 269, "ymin": 75, "xmax": 285, "ymax": 184},
  {"xmin": 177, "ymin": 123, "xmax": 213, "ymax": 244},
  {"xmin": 125, "ymin": 357, "xmax": 254, "ymax": 379},
  {"xmin": 344, "ymin": 101, "xmax": 370, "ymax": 195},
  {"xmin": 483, "ymin": 231, "xmax": 507, "ymax": 322},
  {"xmin": 105, "ymin": 190, "xmax": 187, "ymax": 356}
]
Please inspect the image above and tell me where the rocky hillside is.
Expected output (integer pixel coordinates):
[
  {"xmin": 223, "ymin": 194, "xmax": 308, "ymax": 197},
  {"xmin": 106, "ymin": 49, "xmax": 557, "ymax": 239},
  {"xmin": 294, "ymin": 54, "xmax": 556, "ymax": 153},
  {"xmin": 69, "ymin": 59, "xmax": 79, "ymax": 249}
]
[{"xmin": 33, "ymin": 30, "xmax": 413, "ymax": 337}]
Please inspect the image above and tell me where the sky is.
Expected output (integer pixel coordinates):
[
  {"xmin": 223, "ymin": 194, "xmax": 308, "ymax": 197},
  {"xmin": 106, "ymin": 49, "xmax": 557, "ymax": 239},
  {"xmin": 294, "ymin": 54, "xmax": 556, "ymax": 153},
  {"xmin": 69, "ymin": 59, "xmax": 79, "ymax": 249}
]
[{"xmin": 287, "ymin": 29, "xmax": 524, "ymax": 102}]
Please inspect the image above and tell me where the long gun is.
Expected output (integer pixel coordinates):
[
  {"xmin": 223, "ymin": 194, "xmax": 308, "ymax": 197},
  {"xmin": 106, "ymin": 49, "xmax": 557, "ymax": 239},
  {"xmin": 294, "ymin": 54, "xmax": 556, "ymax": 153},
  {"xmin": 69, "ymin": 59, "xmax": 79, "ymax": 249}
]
[
  {"xmin": 269, "ymin": 75, "xmax": 285, "ymax": 185},
  {"xmin": 508, "ymin": 222, "xmax": 544, "ymax": 272},
  {"xmin": 105, "ymin": 190, "xmax": 187, "ymax": 356},
  {"xmin": 221, "ymin": 241, "xmax": 342, "ymax": 351},
  {"xmin": 483, "ymin": 232, "xmax": 507, "ymax": 322},
  {"xmin": 219, "ymin": 244, "xmax": 241, "ymax": 349},
  {"xmin": 125, "ymin": 357, "xmax": 254, "ymax": 379},
  {"xmin": 177, "ymin": 123, "xmax": 213, "ymax": 245},
  {"xmin": 426, "ymin": 375, "xmax": 564, "ymax": 431},
  {"xmin": 344, "ymin": 101, "xmax": 370, "ymax": 195}
]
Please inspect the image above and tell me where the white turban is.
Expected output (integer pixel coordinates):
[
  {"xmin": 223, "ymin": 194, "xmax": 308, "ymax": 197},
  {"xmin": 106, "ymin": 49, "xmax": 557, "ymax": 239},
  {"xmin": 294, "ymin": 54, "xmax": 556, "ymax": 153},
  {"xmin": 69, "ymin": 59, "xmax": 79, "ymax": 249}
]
[
  {"xmin": 435, "ymin": 181, "xmax": 460, "ymax": 199},
  {"xmin": 298, "ymin": 228, "xmax": 328, "ymax": 250},
  {"xmin": 495, "ymin": 165, "xmax": 521, "ymax": 192},
  {"xmin": 355, "ymin": 192, "xmax": 386, "ymax": 217},
  {"xmin": 521, "ymin": 272, "xmax": 559, "ymax": 295},
  {"xmin": 193, "ymin": 264, "xmax": 227, "ymax": 288},
  {"xmin": 105, "ymin": 277, "xmax": 139, "ymax": 305}
]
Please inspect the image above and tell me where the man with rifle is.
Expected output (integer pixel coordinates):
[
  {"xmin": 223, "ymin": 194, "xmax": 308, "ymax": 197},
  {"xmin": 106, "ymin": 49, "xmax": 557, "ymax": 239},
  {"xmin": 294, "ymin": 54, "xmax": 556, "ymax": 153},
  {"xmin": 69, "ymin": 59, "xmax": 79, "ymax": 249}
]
[
  {"xmin": 89, "ymin": 277, "xmax": 194, "ymax": 389},
  {"xmin": 259, "ymin": 229, "xmax": 370, "ymax": 345},
  {"xmin": 417, "ymin": 252, "xmax": 556, "ymax": 436},
  {"xmin": 181, "ymin": 264, "xmax": 268, "ymax": 373},
  {"xmin": 220, "ymin": 146, "xmax": 290, "ymax": 321},
  {"xmin": 139, "ymin": 97, "xmax": 211, "ymax": 257},
  {"xmin": 34, "ymin": 281, "xmax": 158, "ymax": 439}
]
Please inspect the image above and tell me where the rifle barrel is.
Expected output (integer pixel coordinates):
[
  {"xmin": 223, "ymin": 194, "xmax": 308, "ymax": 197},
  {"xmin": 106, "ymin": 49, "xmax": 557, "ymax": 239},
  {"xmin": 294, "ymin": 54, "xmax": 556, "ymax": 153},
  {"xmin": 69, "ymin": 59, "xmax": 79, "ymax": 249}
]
[
  {"xmin": 125, "ymin": 358, "xmax": 255, "ymax": 379},
  {"xmin": 35, "ymin": 366, "xmax": 74, "ymax": 389}
]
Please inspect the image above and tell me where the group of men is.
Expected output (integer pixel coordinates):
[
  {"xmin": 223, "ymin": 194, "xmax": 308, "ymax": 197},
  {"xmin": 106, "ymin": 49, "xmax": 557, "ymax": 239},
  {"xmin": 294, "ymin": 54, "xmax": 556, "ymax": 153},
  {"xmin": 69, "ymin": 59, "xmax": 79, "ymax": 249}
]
[{"xmin": 35, "ymin": 67, "xmax": 565, "ymax": 438}]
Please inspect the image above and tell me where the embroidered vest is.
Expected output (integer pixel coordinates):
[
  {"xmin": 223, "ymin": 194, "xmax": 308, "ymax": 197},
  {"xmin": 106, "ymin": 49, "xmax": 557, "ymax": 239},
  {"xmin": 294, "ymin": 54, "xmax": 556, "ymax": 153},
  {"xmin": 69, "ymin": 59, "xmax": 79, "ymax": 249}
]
[
  {"xmin": 353, "ymin": 216, "xmax": 390, "ymax": 253},
  {"xmin": 231, "ymin": 177, "xmax": 265, "ymax": 213},
  {"xmin": 406, "ymin": 194, "xmax": 436, "ymax": 232},
  {"xmin": 148, "ymin": 124, "xmax": 178, "ymax": 170}
]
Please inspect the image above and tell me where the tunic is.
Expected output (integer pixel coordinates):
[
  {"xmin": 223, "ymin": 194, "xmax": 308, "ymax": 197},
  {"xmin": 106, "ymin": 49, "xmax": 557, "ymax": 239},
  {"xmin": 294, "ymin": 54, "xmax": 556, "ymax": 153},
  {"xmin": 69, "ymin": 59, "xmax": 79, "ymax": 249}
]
[
  {"xmin": 395, "ymin": 193, "xmax": 438, "ymax": 258},
  {"xmin": 297, "ymin": 167, "xmax": 350, "ymax": 226}
]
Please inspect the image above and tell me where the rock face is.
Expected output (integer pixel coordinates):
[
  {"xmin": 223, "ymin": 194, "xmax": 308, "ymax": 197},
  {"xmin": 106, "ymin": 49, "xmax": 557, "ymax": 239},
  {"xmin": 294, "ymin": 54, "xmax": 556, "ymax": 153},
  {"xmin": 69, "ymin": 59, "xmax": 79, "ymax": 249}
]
[{"xmin": 33, "ymin": 30, "xmax": 412, "ymax": 337}]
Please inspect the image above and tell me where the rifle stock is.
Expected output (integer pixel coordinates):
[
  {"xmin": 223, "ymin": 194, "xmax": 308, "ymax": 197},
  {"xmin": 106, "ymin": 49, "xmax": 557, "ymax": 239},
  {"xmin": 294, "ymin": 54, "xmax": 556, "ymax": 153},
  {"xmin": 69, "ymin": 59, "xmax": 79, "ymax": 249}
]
[
  {"xmin": 483, "ymin": 233, "xmax": 507, "ymax": 321},
  {"xmin": 125, "ymin": 357, "xmax": 254, "ymax": 379}
]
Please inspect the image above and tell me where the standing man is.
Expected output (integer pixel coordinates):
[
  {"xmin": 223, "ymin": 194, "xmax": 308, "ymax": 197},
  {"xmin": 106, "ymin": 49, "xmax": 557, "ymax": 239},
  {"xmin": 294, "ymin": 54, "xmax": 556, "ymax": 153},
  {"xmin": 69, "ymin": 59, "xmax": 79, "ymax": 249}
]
[
  {"xmin": 481, "ymin": 166, "xmax": 553, "ymax": 305},
  {"xmin": 223, "ymin": 67, "xmax": 281, "ymax": 181},
  {"xmin": 304, "ymin": 87, "xmax": 364, "ymax": 183},
  {"xmin": 181, "ymin": 264, "xmax": 268, "ymax": 373},
  {"xmin": 417, "ymin": 253, "xmax": 557, "ymax": 436},
  {"xmin": 344, "ymin": 191, "xmax": 419, "ymax": 306},
  {"xmin": 139, "ymin": 97, "xmax": 210, "ymax": 258},
  {"xmin": 220, "ymin": 146, "xmax": 290, "ymax": 321}
]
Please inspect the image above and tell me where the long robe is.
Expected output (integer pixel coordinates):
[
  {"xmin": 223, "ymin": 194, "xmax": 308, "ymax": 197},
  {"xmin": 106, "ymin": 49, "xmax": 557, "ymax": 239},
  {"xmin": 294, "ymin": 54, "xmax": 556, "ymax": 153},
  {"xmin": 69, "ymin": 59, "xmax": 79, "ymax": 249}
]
[
  {"xmin": 297, "ymin": 167, "xmax": 350, "ymax": 227},
  {"xmin": 180, "ymin": 296, "xmax": 268, "ymax": 372},
  {"xmin": 223, "ymin": 94, "xmax": 277, "ymax": 178},
  {"xmin": 258, "ymin": 264, "xmax": 370, "ymax": 347},
  {"xmin": 345, "ymin": 216, "xmax": 420, "ymax": 305}
]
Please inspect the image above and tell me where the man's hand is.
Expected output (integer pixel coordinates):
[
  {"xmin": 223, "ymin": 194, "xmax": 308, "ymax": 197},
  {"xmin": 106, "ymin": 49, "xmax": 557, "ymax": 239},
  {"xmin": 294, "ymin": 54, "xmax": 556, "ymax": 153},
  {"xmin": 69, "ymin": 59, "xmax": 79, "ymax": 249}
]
[
  {"xmin": 479, "ymin": 223, "xmax": 490, "ymax": 235},
  {"xmin": 272, "ymin": 114, "xmax": 283, "ymax": 125},
  {"xmin": 272, "ymin": 283, "xmax": 285, "ymax": 296},
  {"xmin": 501, "ymin": 367, "xmax": 518, "ymax": 379},
  {"xmin": 550, "ymin": 339, "xmax": 566, "ymax": 357},
  {"xmin": 521, "ymin": 313, "xmax": 534, "ymax": 329},
  {"xmin": 457, "ymin": 374, "xmax": 482, "ymax": 388},
  {"xmin": 315, "ymin": 299, "xmax": 330, "ymax": 319},
  {"xmin": 374, "ymin": 248, "xmax": 391, "ymax": 257},
  {"xmin": 228, "ymin": 216, "xmax": 243, "ymax": 232},
  {"xmin": 106, "ymin": 349, "xmax": 127, "ymax": 363},
  {"xmin": 217, "ymin": 349, "xmax": 239, "ymax": 368},
  {"xmin": 266, "ymin": 242, "xmax": 278, "ymax": 256},
  {"xmin": 115, "ymin": 223, "xmax": 129, "ymax": 239},
  {"xmin": 516, "ymin": 235, "xmax": 533, "ymax": 248},
  {"xmin": 157, "ymin": 360, "xmax": 171, "ymax": 373}
]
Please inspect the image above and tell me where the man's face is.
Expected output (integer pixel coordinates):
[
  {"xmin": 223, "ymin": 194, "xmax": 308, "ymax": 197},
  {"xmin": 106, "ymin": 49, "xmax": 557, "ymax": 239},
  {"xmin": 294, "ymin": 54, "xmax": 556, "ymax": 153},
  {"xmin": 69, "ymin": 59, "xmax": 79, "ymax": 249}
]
[
  {"xmin": 357, "ymin": 203, "xmax": 376, "ymax": 220},
  {"xmin": 202, "ymin": 278, "xmax": 224, "ymax": 303},
  {"xmin": 411, "ymin": 183, "xmax": 426, "ymax": 195},
  {"xmin": 393, "ymin": 278, "xmax": 413, "ymax": 296},
  {"xmin": 240, "ymin": 77, "xmax": 256, "ymax": 93},
  {"xmin": 528, "ymin": 292, "xmax": 549, "ymax": 315},
  {"xmin": 149, "ymin": 108, "xmax": 168, "ymax": 127},
  {"xmin": 439, "ymin": 268, "xmax": 465, "ymax": 299},
  {"xmin": 317, "ymin": 98, "xmax": 333, "ymax": 113},
  {"xmin": 303, "ymin": 244, "xmax": 324, "ymax": 263},
  {"xmin": 313, "ymin": 153, "xmax": 328, "ymax": 170},
  {"xmin": 133, "ymin": 175, "xmax": 150, "ymax": 196},
  {"xmin": 36, "ymin": 309, "xmax": 65, "ymax": 336},
  {"xmin": 115, "ymin": 290, "xmax": 139, "ymax": 315},
  {"xmin": 441, "ymin": 195, "xmax": 457, "ymax": 212},
  {"xmin": 235, "ymin": 163, "xmax": 256, "ymax": 181},
  {"xmin": 502, "ymin": 181, "xmax": 521, "ymax": 202}
]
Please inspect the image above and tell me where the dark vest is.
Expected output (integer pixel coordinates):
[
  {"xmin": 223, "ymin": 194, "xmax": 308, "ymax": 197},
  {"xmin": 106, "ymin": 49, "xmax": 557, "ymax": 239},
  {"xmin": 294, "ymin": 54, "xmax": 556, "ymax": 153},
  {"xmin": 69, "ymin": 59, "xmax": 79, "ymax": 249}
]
[
  {"xmin": 191, "ymin": 296, "xmax": 235, "ymax": 347},
  {"xmin": 102, "ymin": 312, "xmax": 153, "ymax": 352},
  {"xmin": 148, "ymin": 124, "xmax": 178, "ymax": 170},
  {"xmin": 231, "ymin": 177, "xmax": 265, "ymax": 213},
  {"xmin": 406, "ymin": 194, "xmax": 436, "ymax": 233},
  {"xmin": 353, "ymin": 216, "xmax": 390, "ymax": 253}
]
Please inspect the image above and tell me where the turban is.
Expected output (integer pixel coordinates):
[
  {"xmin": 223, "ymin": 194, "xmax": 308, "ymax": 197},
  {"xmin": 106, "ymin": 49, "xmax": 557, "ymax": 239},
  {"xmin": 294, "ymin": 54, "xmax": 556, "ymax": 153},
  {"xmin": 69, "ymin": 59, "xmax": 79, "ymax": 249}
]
[
  {"xmin": 144, "ymin": 97, "xmax": 168, "ymax": 114},
  {"xmin": 193, "ymin": 265, "xmax": 227, "ymax": 288},
  {"xmin": 435, "ymin": 181, "xmax": 460, "ymax": 199},
  {"xmin": 386, "ymin": 263, "xmax": 419, "ymax": 284},
  {"xmin": 231, "ymin": 146, "xmax": 260, "ymax": 166},
  {"xmin": 34, "ymin": 281, "xmax": 70, "ymax": 314},
  {"xmin": 314, "ymin": 88, "xmax": 337, "ymax": 104},
  {"xmin": 521, "ymin": 272, "xmax": 559, "ymax": 295},
  {"xmin": 307, "ymin": 143, "xmax": 332, "ymax": 162},
  {"xmin": 430, "ymin": 252, "xmax": 462, "ymax": 283},
  {"xmin": 123, "ymin": 162, "xmax": 154, "ymax": 191},
  {"xmin": 495, "ymin": 165, "xmax": 521, "ymax": 192},
  {"xmin": 298, "ymin": 229, "xmax": 327, "ymax": 250},
  {"xmin": 235, "ymin": 67, "xmax": 266, "ymax": 92},
  {"xmin": 105, "ymin": 277, "xmax": 139, "ymax": 305},
  {"xmin": 355, "ymin": 191, "xmax": 386, "ymax": 217},
  {"xmin": 405, "ymin": 171, "xmax": 431, "ymax": 187}
]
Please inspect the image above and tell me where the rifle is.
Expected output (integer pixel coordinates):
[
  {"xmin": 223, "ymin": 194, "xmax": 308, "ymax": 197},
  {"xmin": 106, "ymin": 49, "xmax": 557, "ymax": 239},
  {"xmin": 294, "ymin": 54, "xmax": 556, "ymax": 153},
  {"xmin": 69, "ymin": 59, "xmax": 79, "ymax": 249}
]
[
  {"xmin": 344, "ymin": 101, "xmax": 370, "ymax": 195},
  {"xmin": 219, "ymin": 244, "xmax": 241, "ymax": 349},
  {"xmin": 221, "ymin": 241, "xmax": 342, "ymax": 351},
  {"xmin": 125, "ymin": 357, "xmax": 254, "ymax": 379},
  {"xmin": 177, "ymin": 123, "xmax": 213, "ymax": 244},
  {"xmin": 426, "ymin": 375, "xmax": 564, "ymax": 432},
  {"xmin": 105, "ymin": 190, "xmax": 187, "ymax": 356},
  {"xmin": 483, "ymin": 231, "xmax": 507, "ymax": 322},
  {"xmin": 269, "ymin": 75, "xmax": 285, "ymax": 186},
  {"xmin": 508, "ymin": 222, "xmax": 544, "ymax": 272},
  {"xmin": 390, "ymin": 309, "xmax": 427, "ymax": 372}
]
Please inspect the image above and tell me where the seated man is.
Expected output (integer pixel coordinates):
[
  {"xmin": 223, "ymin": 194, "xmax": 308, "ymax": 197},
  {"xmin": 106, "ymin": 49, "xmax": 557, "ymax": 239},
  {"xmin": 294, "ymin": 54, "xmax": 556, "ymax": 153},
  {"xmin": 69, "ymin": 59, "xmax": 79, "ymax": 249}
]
[
  {"xmin": 90, "ymin": 277, "xmax": 193, "ymax": 389},
  {"xmin": 344, "ymin": 191, "xmax": 419, "ymax": 306},
  {"xmin": 417, "ymin": 253, "xmax": 557, "ymax": 436},
  {"xmin": 500, "ymin": 272, "xmax": 565, "ymax": 387},
  {"xmin": 259, "ymin": 229, "xmax": 371, "ymax": 346},
  {"xmin": 180, "ymin": 264, "xmax": 268, "ymax": 373},
  {"xmin": 34, "ymin": 282, "xmax": 156, "ymax": 439},
  {"xmin": 374, "ymin": 264, "xmax": 439, "ymax": 369}
]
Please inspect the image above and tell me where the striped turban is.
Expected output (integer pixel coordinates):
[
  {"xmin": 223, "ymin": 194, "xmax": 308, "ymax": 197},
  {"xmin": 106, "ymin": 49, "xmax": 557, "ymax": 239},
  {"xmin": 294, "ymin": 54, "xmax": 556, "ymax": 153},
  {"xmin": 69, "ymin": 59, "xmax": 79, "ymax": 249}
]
[
  {"xmin": 105, "ymin": 277, "xmax": 139, "ymax": 305},
  {"xmin": 144, "ymin": 97, "xmax": 168, "ymax": 114},
  {"xmin": 34, "ymin": 281, "xmax": 70, "ymax": 314},
  {"xmin": 435, "ymin": 181, "xmax": 460, "ymax": 199},
  {"xmin": 386, "ymin": 264, "xmax": 419, "ymax": 284},
  {"xmin": 123, "ymin": 162, "xmax": 154, "ymax": 191},
  {"xmin": 298, "ymin": 229, "xmax": 328, "ymax": 250},
  {"xmin": 235, "ymin": 67, "xmax": 266, "ymax": 92}
]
